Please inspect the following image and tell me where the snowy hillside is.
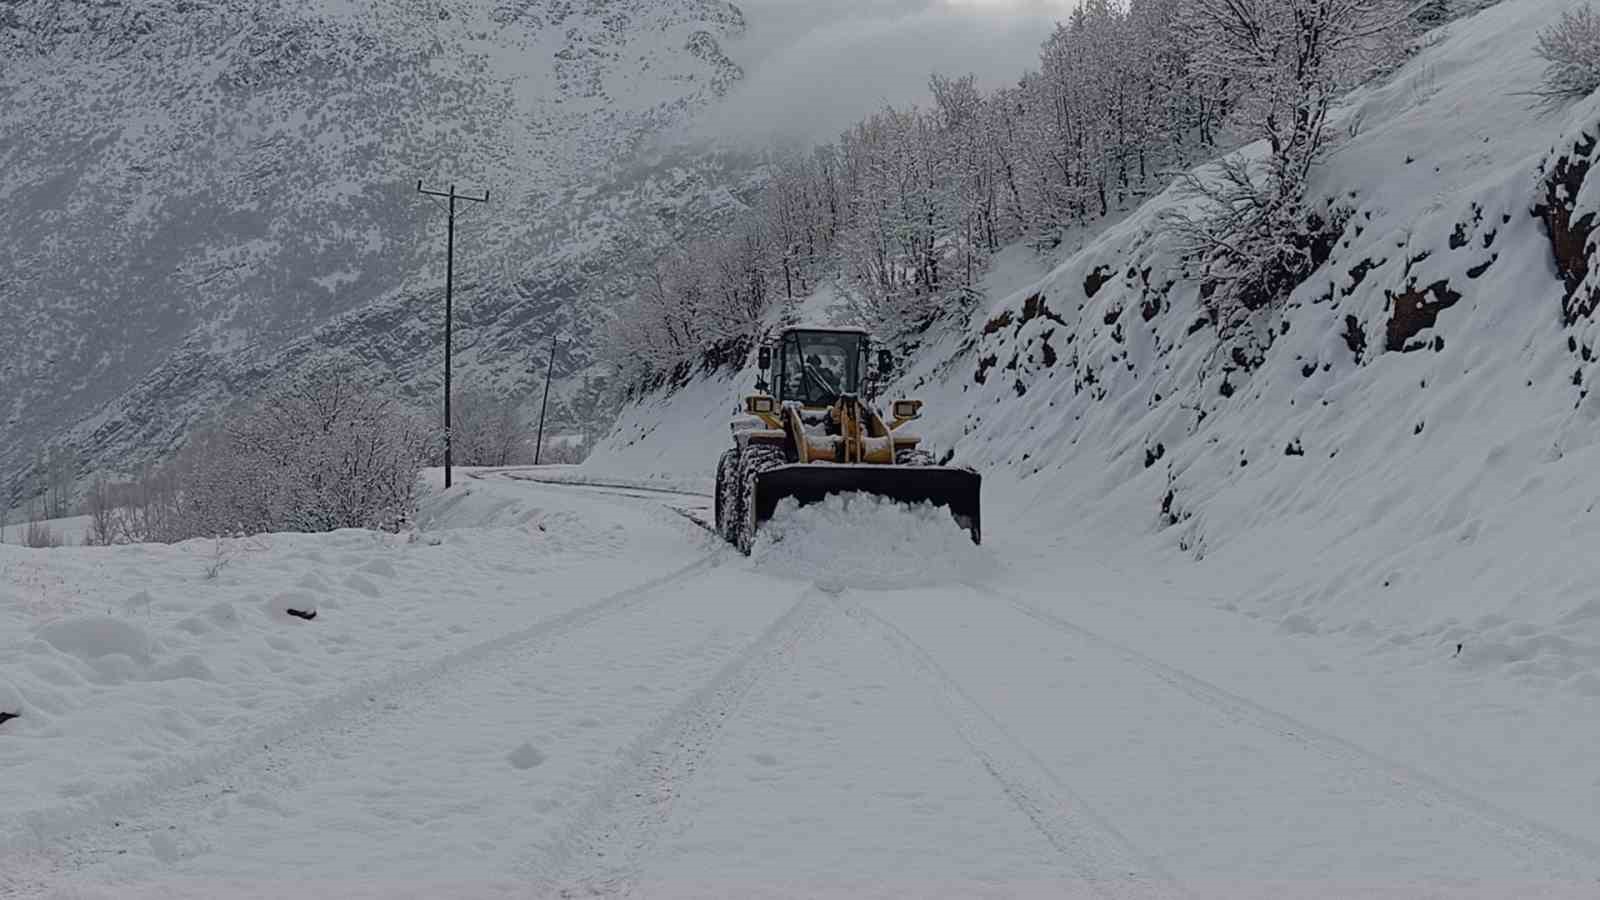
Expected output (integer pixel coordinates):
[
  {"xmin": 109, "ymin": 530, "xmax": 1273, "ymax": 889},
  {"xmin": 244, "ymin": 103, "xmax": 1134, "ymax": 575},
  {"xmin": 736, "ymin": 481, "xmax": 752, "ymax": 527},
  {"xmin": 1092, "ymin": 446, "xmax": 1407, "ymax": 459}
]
[
  {"xmin": 590, "ymin": 0, "xmax": 1600, "ymax": 683},
  {"xmin": 0, "ymin": 0, "xmax": 749, "ymax": 498}
]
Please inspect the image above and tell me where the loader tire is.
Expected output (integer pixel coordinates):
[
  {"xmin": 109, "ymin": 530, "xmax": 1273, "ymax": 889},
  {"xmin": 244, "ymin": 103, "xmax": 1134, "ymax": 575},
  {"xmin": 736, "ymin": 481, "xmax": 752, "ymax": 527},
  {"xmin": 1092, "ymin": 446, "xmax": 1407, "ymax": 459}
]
[
  {"xmin": 714, "ymin": 448, "xmax": 742, "ymax": 546},
  {"xmin": 895, "ymin": 447, "xmax": 936, "ymax": 467},
  {"xmin": 737, "ymin": 444, "xmax": 787, "ymax": 555}
]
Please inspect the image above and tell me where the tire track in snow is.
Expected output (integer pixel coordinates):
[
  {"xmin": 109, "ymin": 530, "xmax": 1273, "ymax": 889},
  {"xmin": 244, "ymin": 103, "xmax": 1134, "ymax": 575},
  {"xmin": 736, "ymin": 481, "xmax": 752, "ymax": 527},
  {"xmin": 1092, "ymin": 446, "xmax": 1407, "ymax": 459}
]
[
  {"xmin": 524, "ymin": 582, "xmax": 833, "ymax": 896},
  {"xmin": 1, "ymin": 554, "xmax": 722, "ymax": 857},
  {"xmin": 975, "ymin": 582, "xmax": 1600, "ymax": 871},
  {"xmin": 477, "ymin": 470, "xmax": 718, "ymax": 537},
  {"xmin": 835, "ymin": 591, "xmax": 1185, "ymax": 900},
  {"xmin": 490, "ymin": 470, "xmax": 710, "ymax": 500}
]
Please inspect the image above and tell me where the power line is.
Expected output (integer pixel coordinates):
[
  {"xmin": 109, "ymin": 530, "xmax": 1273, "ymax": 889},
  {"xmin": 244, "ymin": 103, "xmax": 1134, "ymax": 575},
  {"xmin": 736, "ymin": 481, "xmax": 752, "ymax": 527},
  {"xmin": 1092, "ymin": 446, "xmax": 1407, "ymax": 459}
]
[{"xmin": 417, "ymin": 180, "xmax": 488, "ymax": 490}]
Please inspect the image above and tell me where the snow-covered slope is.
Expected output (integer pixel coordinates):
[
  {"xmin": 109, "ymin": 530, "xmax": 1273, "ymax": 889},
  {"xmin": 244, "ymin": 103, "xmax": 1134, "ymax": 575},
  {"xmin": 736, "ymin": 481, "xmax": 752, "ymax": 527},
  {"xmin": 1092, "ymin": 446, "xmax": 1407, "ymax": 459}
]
[
  {"xmin": 0, "ymin": 0, "xmax": 749, "ymax": 497},
  {"xmin": 587, "ymin": 0, "xmax": 1600, "ymax": 690}
]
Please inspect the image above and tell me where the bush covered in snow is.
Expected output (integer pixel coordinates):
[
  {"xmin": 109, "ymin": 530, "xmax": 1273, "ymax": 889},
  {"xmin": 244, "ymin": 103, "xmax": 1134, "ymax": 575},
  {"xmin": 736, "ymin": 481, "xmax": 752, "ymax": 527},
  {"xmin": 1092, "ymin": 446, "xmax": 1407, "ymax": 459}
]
[
  {"xmin": 1534, "ymin": 4, "xmax": 1600, "ymax": 106},
  {"xmin": 187, "ymin": 364, "xmax": 435, "ymax": 537},
  {"xmin": 87, "ymin": 363, "xmax": 435, "ymax": 543},
  {"xmin": 23, "ymin": 513, "xmax": 63, "ymax": 549},
  {"xmin": 450, "ymin": 385, "xmax": 535, "ymax": 468},
  {"xmin": 1161, "ymin": 0, "xmax": 1405, "ymax": 326}
]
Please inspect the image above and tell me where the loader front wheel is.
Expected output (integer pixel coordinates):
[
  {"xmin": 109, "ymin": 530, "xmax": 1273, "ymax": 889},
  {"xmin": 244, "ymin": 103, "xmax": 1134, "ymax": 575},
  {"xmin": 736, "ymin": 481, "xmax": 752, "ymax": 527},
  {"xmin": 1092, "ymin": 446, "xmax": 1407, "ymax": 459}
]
[
  {"xmin": 737, "ymin": 444, "xmax": 787, "ymax": 555},
  {"xmin": 715, "ymin": 448, "xmax": 742, "ymax": 546}
]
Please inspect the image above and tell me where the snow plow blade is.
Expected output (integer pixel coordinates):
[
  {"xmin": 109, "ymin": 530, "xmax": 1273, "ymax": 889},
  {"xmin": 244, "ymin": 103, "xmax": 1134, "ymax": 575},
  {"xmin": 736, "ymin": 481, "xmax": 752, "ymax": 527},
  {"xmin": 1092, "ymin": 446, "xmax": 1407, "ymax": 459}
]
[{"xmin": 753, "ymin": 464, "xmax": 982, "ymax": 544}]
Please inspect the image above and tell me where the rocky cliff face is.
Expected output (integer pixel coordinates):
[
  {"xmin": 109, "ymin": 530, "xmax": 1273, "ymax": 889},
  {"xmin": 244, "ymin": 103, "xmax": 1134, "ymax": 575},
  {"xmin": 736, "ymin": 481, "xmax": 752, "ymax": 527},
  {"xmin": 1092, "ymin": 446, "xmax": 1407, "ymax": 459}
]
[{"xmin": 0, "ymin": 0, "xmax": 750, "ymax": 498}]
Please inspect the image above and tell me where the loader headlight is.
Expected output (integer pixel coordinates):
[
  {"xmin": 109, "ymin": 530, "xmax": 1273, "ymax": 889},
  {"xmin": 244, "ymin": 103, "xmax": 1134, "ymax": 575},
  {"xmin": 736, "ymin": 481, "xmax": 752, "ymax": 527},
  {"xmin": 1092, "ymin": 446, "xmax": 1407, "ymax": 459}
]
[
  {"xmin": 746, "ymin": 396, "xmax": 777, "ymax": 415},
  {"xmin": 892, "ymin": 400, "xmax": 923, "ymax": 420}
]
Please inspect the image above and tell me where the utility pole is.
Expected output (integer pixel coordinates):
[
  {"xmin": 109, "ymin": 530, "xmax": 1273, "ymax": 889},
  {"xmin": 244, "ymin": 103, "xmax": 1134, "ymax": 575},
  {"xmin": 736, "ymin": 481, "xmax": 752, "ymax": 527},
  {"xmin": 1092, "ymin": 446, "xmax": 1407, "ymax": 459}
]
[
  {"xmin": 417, "ymin": 180, "xmax": 488, "ymax": 489},
  {"xmin": 534, "ymin": 331, "xmax": 557, "ymax": 466}
]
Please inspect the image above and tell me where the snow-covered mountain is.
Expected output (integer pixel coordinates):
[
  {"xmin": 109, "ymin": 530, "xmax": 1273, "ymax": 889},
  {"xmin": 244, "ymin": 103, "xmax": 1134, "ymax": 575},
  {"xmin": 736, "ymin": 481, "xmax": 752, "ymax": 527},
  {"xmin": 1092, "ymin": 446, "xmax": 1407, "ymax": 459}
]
[{"xmin": 0, "ymin": 0, "xmax": 750, "ymax": 499}]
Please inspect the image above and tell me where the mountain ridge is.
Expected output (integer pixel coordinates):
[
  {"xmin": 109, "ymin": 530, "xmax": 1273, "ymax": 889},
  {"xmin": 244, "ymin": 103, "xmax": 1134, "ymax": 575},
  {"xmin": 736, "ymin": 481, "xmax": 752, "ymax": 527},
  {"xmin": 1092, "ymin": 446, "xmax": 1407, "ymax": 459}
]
[{"xmin": 1, "ymin": 0, "xmax": 750, "ymax": 499}]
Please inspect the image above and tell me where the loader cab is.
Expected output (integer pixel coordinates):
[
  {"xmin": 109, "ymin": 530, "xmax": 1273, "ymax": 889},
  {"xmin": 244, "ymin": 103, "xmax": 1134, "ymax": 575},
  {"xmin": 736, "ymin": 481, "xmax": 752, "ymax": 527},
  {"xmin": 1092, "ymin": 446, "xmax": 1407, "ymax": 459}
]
[{"xmin": 772, "ymin": 328, "xmax": 868, "ymax": 407}]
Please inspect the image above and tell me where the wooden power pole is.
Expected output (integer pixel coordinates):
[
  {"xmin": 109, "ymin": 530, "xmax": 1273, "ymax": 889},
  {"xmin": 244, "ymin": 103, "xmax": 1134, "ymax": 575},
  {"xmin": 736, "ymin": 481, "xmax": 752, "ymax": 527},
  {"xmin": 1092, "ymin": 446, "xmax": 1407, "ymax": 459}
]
[
  {"xmin": 417, "ymin": 180, "xmax": 488, "ymax": 489},
  {"xmin": 534, "ymin": 332, "xmax": 557, "ymax": 466}
]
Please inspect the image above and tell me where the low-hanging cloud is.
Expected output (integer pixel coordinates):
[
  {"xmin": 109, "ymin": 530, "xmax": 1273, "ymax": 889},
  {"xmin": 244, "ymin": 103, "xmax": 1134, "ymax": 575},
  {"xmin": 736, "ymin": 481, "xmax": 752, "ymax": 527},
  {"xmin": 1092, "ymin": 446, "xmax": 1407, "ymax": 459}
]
[{"xmin": 697, "ymin": 0, "xmax": 1077, "ymax": 147}]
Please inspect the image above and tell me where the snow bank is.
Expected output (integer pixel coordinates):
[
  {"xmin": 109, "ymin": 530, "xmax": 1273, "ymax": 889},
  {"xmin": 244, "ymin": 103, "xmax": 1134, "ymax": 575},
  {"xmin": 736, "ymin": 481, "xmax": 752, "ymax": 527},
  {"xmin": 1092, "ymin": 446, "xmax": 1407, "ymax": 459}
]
[
  {"xmin": 581, "ymin": 371, "xmax": 738, "ymax": 492},
  {"xmin": 751, "ymin": 494, "xmax": 997, "ymax": 590}
]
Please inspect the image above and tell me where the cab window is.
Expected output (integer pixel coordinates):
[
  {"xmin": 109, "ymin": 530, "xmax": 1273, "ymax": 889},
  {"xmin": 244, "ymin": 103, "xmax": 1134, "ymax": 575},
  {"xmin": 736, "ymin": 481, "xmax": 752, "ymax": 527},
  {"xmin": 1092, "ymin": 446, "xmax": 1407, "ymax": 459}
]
[{"xmin": 777, "ymin": 332, "xmax": 862, "ymax": 405}]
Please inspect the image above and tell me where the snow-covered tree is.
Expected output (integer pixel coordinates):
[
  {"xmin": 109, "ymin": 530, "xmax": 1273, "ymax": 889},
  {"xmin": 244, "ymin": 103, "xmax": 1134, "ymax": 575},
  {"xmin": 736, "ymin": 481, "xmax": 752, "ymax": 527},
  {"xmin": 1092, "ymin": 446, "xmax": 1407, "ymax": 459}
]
[
  {"xmin": 1163, "ymin": 0, "xmax": 1406, "ymax": 327},
  {"xmin": 169, "ymin": 361, "xmax": 435, "ymax": 539},
  {"xmin": 1534, "ymin": 4, "xmax": 1600, "ymax": 107},
  {"xmin": 452, "ymin": 385, "xmax": 534, "ymax": 468}
]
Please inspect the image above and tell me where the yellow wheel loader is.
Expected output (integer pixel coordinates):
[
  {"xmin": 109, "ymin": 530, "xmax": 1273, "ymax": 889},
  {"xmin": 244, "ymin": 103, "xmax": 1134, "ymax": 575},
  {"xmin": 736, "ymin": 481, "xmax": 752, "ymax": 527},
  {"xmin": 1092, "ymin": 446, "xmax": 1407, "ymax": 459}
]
[{"xmin": 714, "ymin": 326, "xmax": 981, "ymax": 554}]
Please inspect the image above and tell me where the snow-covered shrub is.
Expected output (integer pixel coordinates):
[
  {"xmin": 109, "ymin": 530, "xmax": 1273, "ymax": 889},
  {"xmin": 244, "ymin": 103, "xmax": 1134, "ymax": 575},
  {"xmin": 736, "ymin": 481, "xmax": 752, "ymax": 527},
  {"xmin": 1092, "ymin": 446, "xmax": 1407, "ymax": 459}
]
[
  {"xmin": 1164, "ymin": 0, "xmax": 1405, "ymax": 323},
  {"xmin": 178, "ymin": 363, "xmax": 434, "ymax": 538},
  {"xmin": 23, "ymin": 519, "xmax": 62, "ymax": 549},
  {"xmin": 8, "ymin": 447, "xmax": 80, "ymax": 528},
  {"xmin": 94, "ymin": 464, "xmax": 184, "ymax": 544},
  {"xmin": 1534, "ymin": 4, "xmax": 1600, "ymax": 107},
  {"xmin": 534, "ymin": 438, "xmax": 588, "ymax": 465},
  {"xmin": 17, "ymin": 497, "xmax": 63, "ymax": 548},
  {"xmin": 84, "ymin": 475, "xmax": 117, "ymax": 546},
  {"xmin": 451, "ymin": 386, "xmax": 534, "ymax": 467},
  {"xmin": 78, "ymin": 363, "xmax": 438, "ymax": 543},
  {"xmin": 1165, "ymin": 157, "xmax": 1351, "ymax": 333}
]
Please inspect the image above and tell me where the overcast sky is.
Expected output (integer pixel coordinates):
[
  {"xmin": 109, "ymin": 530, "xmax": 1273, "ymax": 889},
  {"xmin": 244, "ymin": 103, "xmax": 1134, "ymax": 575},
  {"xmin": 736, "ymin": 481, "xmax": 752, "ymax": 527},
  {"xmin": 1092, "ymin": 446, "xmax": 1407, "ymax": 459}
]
[{"xmin": 695, "ymin": 0, "xmax": 1079, "ymax": 146}]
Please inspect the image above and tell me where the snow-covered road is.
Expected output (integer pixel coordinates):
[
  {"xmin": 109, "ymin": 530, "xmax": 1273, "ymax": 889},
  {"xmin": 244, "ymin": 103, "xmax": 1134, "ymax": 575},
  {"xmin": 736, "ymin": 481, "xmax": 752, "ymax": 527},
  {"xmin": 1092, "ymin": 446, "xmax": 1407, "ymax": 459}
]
[{"xmin": 5, "ymin": 472, "xmax": 1598, "ymax": 898}]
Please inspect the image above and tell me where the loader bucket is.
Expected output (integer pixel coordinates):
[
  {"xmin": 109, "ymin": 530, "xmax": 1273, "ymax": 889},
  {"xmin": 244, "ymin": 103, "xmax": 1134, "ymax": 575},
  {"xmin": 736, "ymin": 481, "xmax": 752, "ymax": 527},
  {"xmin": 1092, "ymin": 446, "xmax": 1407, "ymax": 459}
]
[{"xmin": 753, "ymin": 463, "xmax": 982, "ymax": 544}]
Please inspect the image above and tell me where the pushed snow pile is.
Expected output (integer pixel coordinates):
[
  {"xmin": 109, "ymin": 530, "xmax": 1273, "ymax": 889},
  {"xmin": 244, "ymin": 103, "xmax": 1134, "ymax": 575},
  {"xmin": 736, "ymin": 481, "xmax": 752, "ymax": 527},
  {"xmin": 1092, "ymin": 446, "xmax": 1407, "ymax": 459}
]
[
  {"xmin": 36, "ymin": 616, "xmax": 153, "ymax": 663},
  {"xmin": 751, "ymin": 494, "xmax": 996, "ymax": 590}
]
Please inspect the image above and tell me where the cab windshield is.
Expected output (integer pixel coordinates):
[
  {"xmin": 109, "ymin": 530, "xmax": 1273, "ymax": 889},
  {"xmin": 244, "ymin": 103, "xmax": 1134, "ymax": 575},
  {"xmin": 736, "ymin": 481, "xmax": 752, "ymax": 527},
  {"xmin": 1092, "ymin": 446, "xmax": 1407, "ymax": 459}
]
[{"xmin": 776, "ymin": 330, "xmax": 864, "ymax": 406}]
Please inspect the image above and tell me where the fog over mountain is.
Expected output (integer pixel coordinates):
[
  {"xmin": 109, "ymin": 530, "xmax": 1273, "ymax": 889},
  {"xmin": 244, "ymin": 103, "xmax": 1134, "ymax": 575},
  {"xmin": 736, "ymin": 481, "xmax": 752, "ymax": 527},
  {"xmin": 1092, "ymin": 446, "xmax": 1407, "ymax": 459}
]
[{"xmin": 704, "ymin": 0, "xmax": 1076, "ymax": 143}]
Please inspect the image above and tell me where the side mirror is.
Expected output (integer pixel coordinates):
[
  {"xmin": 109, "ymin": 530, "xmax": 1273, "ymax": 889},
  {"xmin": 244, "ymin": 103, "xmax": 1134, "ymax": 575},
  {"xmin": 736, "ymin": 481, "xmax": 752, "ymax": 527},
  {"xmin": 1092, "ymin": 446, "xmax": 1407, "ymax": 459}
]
[
  {"xmin": 758, "ymin": 345, "xmax": 772, "ymax": 371},
  {"xmin": 878, "ymin": 349, "xmax": 893, "ymax": 373}
]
